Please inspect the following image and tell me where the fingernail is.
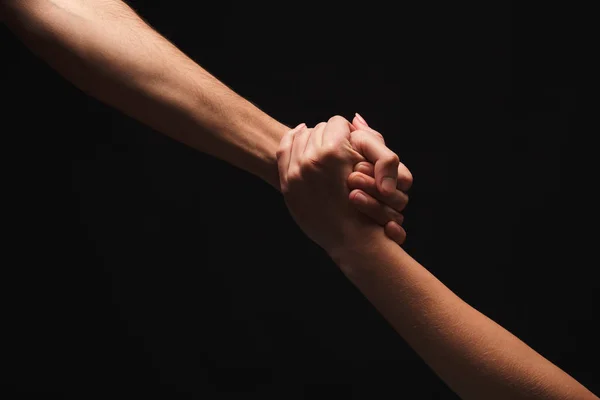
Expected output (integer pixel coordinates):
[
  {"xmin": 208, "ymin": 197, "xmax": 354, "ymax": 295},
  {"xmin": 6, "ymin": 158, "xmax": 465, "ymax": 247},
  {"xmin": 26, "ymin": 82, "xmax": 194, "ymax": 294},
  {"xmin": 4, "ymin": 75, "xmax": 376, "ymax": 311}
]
[
  {"xmin": 355, "ymin": 113, "xmax": 369, "ymax": 127},
  {"xmin": 382, "ymin": 177, "xmax": 396, "ymax": 194},
  {"xmin": 388, "ymin": 221, "xmax": 401, "ymax": 230},
  {"xmin": 355, "ymin": 163, "xmax": 370, "ymax": 174},
  {"xmin": 352, "ymin": 175, "xmax": 366, "ymax": 186},
  {"xmin": 353, "ymin": 192, "xmax": 368, "ymax": 205}
]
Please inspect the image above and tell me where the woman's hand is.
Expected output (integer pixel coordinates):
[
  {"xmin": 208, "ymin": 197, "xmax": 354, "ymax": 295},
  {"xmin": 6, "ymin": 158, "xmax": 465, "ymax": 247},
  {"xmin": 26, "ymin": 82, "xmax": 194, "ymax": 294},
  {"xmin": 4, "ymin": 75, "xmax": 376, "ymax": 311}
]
[{"xmin": 347, "ymin": 113, "xmax": 412, "ymax": 245}]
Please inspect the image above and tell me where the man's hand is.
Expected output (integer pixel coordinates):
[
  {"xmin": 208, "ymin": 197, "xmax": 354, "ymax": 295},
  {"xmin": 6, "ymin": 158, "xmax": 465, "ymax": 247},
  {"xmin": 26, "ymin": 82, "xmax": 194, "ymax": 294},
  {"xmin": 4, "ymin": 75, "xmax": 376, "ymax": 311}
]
[
  {"xmin": 347, "ymin": 113, "xmax": 412, "ymax": 244},
  {"xmin": 276, "ymin": 115, "xmax": 404, "ymax": 255}
]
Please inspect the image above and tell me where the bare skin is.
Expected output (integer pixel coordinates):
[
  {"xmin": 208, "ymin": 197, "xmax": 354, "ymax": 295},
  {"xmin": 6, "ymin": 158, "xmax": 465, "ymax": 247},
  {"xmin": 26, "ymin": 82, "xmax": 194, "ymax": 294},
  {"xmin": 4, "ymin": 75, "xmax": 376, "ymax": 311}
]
[
  {"xmin": 0, "ymin": 0, "xmax": 412, "ymax": 241},
  {"xmin": 277, "ymin": 116, "xmax": 599, "ymax": 400}
]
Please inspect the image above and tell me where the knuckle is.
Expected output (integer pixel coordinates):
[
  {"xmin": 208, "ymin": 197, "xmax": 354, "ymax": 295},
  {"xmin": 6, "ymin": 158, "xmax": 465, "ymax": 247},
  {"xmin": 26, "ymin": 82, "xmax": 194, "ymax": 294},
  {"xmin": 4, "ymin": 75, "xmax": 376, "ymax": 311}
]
[
  {"xmin": 385, "ymin": 207, "xmax": 401, "ymax": 222},
  {"xmin": 328, "ymin": 115, "xmax": 348, "ymax": 125},
  {"xmin": 275, "ymin": 147, "xmax": 286, "ymax": 160},
  {"xmin": 394, "ymin": 194, "xmax": 409, "ymax": 212},
  {"xmin": 287, "ymin": 167, "xmax": 302, "ymax": 183},
  {"xmin": 300, "ymin": 157, "xmax": 320, "ymax": 174},
  {"xmin": 383, "ymin": 152, "xmax": 400, "ymax": 166},
  {"xmin": 320, "ymin": 143, "xmax": 343, "ymax": 162}
]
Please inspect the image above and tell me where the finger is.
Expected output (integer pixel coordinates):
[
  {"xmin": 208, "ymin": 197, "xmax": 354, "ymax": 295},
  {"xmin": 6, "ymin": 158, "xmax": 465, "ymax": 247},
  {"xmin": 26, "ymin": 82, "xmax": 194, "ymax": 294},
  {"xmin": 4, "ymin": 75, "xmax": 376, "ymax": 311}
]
[
  {"xmin": 384, "ymin": 221, "xmax": 407, "ymax": 246},
  {"xmin": 347, "ymin": 171, "xmax": 409, "ymax": 212},
  {"xmin": 349, "ymin": 189, "xmax": 405, "ymax": 227},
  {"xmin": 290, "ymin": 125, "xmax": 312, "ymax": 167},
  {"xmin": 354, "ymin": 161, "xmax": 413, "ymax": 194},
  {"xmin": 397, "ymin": 162, "xmax": 413, "ymax": 192},
  {"xmin": 354, "ymin": 161, "xmax": 374, "ymax": 176},
  {"xmin": 321, "ymin": 115, "xmax": 354, "ymax": 147},
  {"xmin": 305, "ymin": 122, "xmax": 326, "ymax": 157},
  {"xmin": 350, "ymin": 130, "xmax": 400, "ymax": 196},
  {"xmin": 352, "ymin": 113, "xmax": 385, "ymax": 143},
  {"xmin": 276, "ymin": 123, "xmax": 305, "ymax": 191},
  {"xmin": 355, "ymin": 161, "xmax": 413, "ymax": 192},
  {"xmin": 354, "ymin": 112, "xmax": 370, "ymax": 129}
]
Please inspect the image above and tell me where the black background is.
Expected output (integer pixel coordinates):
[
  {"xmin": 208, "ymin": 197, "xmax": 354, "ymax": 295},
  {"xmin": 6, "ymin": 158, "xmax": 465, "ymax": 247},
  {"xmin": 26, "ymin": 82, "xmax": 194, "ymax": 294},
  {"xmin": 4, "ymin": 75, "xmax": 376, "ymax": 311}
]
[{"xmin": 2, "ymin": 1, "xmax": 597, "ymax": 398}]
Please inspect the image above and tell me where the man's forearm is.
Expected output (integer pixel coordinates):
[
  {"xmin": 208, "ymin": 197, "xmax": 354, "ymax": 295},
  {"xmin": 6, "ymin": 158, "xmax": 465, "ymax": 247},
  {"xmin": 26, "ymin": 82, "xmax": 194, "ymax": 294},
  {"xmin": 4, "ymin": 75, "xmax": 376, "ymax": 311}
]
[
  {"xmin": 333, "ymin": 235, "xmax": 597, "ymax": 400},
  {"xmin": 1, "ymin": 0, "xmax": 289, "ymax": 189}
]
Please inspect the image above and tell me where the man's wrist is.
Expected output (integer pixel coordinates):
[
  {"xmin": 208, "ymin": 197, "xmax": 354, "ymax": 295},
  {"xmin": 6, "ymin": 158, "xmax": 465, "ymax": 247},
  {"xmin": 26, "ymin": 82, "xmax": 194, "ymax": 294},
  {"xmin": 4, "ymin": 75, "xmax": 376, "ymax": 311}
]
[{"xmin": 264, "ymin": 119, "xmax": 291, "ymax": 190}]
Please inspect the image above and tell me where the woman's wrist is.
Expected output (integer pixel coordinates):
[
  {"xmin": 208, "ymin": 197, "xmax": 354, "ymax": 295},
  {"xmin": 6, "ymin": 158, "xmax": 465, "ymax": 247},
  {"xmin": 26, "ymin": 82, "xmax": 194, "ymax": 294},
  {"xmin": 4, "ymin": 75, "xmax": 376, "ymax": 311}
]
[{"xmin": 327, "ymin": 226, "xmax": 389, "ymax": 275}]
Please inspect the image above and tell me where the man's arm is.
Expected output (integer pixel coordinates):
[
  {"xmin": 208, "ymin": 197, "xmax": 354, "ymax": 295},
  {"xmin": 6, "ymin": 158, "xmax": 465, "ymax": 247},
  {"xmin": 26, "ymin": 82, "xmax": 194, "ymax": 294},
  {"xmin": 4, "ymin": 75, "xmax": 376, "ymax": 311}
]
[
  {"xmin": 1, "ymin": 0, "xmax": 413, "ymax": 241},
  {"xmin": 331, "ymin": 232, "xmax": 598, "ymax": 400},
  {"xmin": 1, "ymin": 0, "xmax": 288, "ymax": 188}
]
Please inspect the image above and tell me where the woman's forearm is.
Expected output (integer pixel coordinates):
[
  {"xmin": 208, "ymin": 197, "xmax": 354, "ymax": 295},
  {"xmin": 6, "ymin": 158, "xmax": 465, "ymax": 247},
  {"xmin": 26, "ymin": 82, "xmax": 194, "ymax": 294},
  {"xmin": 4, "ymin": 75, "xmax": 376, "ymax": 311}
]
[
  {"xmin": 1, "ymin": 0, "xmax": 289, "ymax": 189},
  {"xmin": 333, "ymin": 234, "xmax": 597, "ymax": 400}
]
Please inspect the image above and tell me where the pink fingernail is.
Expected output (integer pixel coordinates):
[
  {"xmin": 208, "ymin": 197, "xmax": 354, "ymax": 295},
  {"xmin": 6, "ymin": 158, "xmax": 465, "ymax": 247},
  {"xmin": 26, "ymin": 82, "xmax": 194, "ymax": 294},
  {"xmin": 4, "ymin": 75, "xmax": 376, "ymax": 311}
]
[{"xmin": 355, "ymin": 113, "xmax": 369, "ymax": 127}]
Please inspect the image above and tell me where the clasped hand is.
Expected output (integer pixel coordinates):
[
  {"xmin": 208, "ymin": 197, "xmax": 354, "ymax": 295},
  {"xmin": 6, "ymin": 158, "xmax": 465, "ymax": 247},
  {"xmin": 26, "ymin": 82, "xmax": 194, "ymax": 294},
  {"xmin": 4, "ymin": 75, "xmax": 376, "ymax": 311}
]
[{"xmin": 277, "ymin": 115, "xmax": 412, "ymax": 255}]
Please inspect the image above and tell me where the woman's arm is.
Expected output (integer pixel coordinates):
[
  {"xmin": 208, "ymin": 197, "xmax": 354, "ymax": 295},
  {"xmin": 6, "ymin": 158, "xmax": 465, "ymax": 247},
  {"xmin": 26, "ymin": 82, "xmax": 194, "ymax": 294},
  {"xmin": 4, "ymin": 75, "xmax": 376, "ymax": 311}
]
[
  {"xmin": 332, "ymin": 236, "xmax": 598, "ymax": 400},
  {"xmin": 277, "ymin": 117, "xmax": 598, "ymax": 400}
]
